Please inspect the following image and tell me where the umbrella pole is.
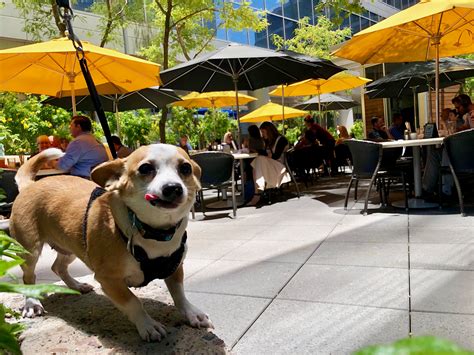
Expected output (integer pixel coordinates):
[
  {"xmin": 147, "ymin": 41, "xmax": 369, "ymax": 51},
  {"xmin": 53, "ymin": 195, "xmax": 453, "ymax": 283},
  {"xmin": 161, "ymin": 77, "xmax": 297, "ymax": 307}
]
[
  {"xmin": 412, "ymin": 86, "xmax": 419, "ymax": 131},
  {"xmin": 282, "ymin": 85, "xmax": 285, "ymax": 135},
  {"xmin": 69, "ymin": 76, "xmax": 77, "ymax": 116},
  {"xmin": 115, "ymin": 97, "xmax": 121, "ymax": 138},
  {"xmin": 233, "ymin": 77, "xmax": 241, "ymax": 147},
  {"xmin": 435, "ymin": 39, "xmax": 440, "ymax": 128}
]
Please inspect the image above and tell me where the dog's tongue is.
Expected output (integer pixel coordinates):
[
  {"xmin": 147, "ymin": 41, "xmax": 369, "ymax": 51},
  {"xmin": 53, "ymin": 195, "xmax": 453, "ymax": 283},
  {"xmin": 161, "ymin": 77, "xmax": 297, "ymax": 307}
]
[{"xmin": 145, "ymin": 193, "xmax": 160, "ymax": 202}]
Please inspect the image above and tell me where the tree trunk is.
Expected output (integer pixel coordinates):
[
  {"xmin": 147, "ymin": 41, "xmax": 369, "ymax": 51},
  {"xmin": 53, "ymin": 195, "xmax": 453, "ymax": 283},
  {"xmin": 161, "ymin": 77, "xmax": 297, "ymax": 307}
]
[
  {"xmin": 159, "ymin": 106, "xmax": 168, "ymax": 143},
  {"xmin": 51, "ymin": 0, "xmax": 66, "ymax": 37}
]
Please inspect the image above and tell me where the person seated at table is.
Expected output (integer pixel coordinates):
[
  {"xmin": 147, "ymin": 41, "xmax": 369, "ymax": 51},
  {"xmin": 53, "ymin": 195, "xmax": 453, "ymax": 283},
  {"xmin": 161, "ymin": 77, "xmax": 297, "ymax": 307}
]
[
  {"xmin": 335, "ymin": 125, "xmax": 350, "ymax": 145},
  {"xmin": 177, "ymin": 134, "xmax": 193, "ymax": 155},
  {"xmin": 389, "ymin": 113, "xmax": 405, "ymax": 140},
  {"xmin": 247, "ymin": 124, "xmax": 265, "ymax": 154},
  {"xmin": 32, "ymin": 135, "xmax": 55, "ymax": 169},
  {"xmin": 247, "ymin": 121, "xmax": 291, "ymax": 206},
  {"xmin": 222, "ymin": 131, "xmax": 238, "ymax": 152},
  {"xmin": 368, "ymin": 116, "xmax": 393, "ymax": 141},
  {"xmin": 295, "ymin": 115, "xmax": 336, "ymax": 175},
  {"xmin": 453, "ymin": 94, "xmax": 473, "ymax": 130},
  {"xmin": 48, "ymin": 135, "xmax": 61, "ymax": 149},
  {"xmin": 53, "ymin": 115, "xmax": 109, "ymax": 179},
  {"xmin": 110, "ymin": 135, "xmax": 133, "ymax": 158}
]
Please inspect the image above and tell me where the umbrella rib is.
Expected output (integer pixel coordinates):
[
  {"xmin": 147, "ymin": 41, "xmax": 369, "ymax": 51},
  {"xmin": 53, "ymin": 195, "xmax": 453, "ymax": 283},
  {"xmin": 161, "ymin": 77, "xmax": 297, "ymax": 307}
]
[
  {"xmin": 442, "ymin": 9, "xmax": 474, "ymax": 36},
  {"xmin": 135, "ymin": 90, "xmax": 159, "ymax": 108},
  {"xmin": 261, "ymin": 59, "xmax": 299, "ymax": 82}
]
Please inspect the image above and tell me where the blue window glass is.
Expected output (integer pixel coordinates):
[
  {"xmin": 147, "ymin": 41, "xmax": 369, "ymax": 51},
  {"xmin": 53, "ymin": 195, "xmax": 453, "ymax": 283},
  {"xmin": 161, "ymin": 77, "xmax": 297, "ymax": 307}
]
[
  {"xmin": 298, "ymin": 0, "xmax": 314, "ymax": 23},
  {"xmin": 282, "ymin": 0, "xmax": 299, "ymax": 20},
  {"xmin": 266, "ymin": 0, "xmax": 283, "ymax": 15},
  {"xmin": 360, "ymin": 16, "xmax": 369, "ymax": 30},
  {"xmin": 267, "ymin": 14, "xmax": 284, "ymax": 49},
  {"xmin": 73, "ymin": 0, "xmax": 94, "ymax": 11},
  {"xmin": 251, "ymin": 0, "xmax": 265, "ymax": 9},
  {"xmin": 350, "ymin": 14, "xmax": 361, "ymax": 33},
  {"xmin": 250, "ymin": 28, "xmax": 269, "ymax": 48},
  {"xmin": 341, "ymin": 11, "xmax": 350, "ymax": 29},
  {"xmin": 284, "ymin": 19, "xmax": 298, "ymax": 39},
  {"xmin": 228, "ymin": 29, "xmax": 249, "ymax": 44}
]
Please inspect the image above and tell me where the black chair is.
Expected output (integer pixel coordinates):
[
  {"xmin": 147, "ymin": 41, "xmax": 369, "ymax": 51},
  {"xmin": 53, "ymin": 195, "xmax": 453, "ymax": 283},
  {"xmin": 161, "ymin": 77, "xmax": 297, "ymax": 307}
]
[
  {"xmin": 287, "ymin": 145, "xmax": 324, "ymax": 186},
  {"xmin": 344, "ymin": 140, "xmax": 409, "ymax": 215},
  {"xmin": 191, "ymin": 152, "xmax": 236, "ymax": 218},
  {"xmin": 443, "ymin": 129, "xmax": 474, "ymax": 216},
  {"xmin": 0, "ymin": 169, "xmax": 19, "ymax": 217},
  {"xmin": 334, "ymin": 143, "xmax": 352, "ymax": 173}
]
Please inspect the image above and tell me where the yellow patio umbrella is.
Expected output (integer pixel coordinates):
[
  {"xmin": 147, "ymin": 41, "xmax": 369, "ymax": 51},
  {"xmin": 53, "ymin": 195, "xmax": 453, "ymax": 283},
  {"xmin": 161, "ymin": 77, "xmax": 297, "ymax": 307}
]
[
  {"xmin": 171, "ymin": 91, "xmax": 257, "ymax": 108},
  {"xmin": 269, "ymin": 72, "xmax": 372, "ymax": 97},
  {"xmin": 240, "ymin": 102, "xmax": 307, "ymax": 123},
  {"xmin": 0, "ymin": 37, "xmax": 161, "ymax": 115},
  {"xmin": 333, "ymin": 0, "xmax": 474, "ymax": 125}
]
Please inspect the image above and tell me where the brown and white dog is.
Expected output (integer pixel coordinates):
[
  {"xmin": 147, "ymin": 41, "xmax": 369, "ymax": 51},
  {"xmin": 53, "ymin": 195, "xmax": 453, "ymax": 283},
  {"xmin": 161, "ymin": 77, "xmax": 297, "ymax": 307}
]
[{"xmin": 10, "ymin": 144, "xmax": 213, "ymax": 342}]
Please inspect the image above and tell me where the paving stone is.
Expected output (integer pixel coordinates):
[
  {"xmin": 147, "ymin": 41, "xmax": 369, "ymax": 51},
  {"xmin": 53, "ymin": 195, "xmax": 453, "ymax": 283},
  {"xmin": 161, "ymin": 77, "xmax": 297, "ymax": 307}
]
[
  {"xmin": 409, "ymin": 226, "xmax": 474, "ymax": 244},
  {"xmin": 233, "ymin": 299, "xmax": 407, "ymax": 354},
  {"xmin": 410, "ymin": 243, "xmax": 474, "ymax": 271}
]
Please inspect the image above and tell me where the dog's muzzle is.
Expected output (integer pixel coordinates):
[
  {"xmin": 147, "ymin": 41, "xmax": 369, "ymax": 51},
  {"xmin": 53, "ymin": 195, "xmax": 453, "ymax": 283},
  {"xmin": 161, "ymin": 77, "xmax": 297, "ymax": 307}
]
[{"xmin": 145, "ymin": 183, "xmax": 184, "ymax": 208}]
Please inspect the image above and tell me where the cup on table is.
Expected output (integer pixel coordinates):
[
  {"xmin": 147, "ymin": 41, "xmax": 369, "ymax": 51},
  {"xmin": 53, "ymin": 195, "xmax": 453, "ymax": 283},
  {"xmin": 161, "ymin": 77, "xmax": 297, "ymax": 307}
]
[{"xmin": 410, "ymin": 133, "xmax": 417, "ymax": 140}]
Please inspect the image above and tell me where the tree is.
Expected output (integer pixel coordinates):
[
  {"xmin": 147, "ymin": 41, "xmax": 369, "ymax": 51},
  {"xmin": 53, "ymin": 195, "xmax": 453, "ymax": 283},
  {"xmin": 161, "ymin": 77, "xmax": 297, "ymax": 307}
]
[
  {"xmin": 315, "ymin": 0, "xmax": 364, "ymax": 27},
  {"xmin": 140, "ymin": 0, "xmax": 267, "ymax": 143},
  {"xmin": 272, "ymin": 16, "xmax": 351, "ymax": 60}
]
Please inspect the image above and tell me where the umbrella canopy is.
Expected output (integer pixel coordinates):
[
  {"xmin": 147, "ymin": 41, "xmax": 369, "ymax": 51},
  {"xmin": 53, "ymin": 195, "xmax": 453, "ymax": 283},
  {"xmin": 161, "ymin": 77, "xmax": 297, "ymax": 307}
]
[
  {"xmin": 43, "ymin": 87, "xmax": 181, "ymax": 112},
  {"xmin": 333, "ymin": 0, "xmax": 474, "ymax": 124},
  {"xmin": 160, "ymin": 43, "xmax": 344, "ymax": 92},
  {"xmin": 240, "ymin": 102, "xmax": 307, "ymax": 123},
  {"xmin": 294, "ymin": 94, "xmax": 359, "ymax": 111},
  {"xmin": 365, "ymin": 58, "xmax": 474, "ymax": 99},
  {"xmin": 269, "ymin": 72, "xmax": 372, "ymax": 97},
  {"xmin": 171, "ymin": 91, "xmax": 256, "ymax": 108},
  {"xmin": 0, "ymin": 37, "xmax": 161, "ymax": 98}
]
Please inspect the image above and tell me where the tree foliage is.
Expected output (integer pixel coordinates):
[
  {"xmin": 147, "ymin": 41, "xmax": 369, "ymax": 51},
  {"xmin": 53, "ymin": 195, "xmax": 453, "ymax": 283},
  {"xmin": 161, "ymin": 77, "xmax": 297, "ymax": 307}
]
[
  {"xmin": 272, "ymin": 16, "xmax": 351, "ymax": 60},
  {"xmin": 315, "ymin": 0, "xmax": 364, "ymax": 27}
]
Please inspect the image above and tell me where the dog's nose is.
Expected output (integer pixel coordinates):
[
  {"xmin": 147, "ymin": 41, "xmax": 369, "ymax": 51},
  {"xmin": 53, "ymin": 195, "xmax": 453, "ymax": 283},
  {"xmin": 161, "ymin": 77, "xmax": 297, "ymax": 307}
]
[{"xmin": 161, "ymin": 183, "xmax": 184, "ymax": 202}]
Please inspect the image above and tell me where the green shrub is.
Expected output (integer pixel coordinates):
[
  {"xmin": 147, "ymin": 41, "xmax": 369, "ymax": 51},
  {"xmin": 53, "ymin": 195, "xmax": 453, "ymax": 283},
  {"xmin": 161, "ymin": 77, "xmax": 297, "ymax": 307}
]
[{"xmin": 350, "ymin": 120, "xmax": 364, "ymax": 139}]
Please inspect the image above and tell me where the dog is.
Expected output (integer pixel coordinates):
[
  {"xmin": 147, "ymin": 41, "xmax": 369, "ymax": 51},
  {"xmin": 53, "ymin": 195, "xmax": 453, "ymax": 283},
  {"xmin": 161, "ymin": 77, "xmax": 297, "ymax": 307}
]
[{"xmin": 10, "ymin": 144, "xmax": 213, "ymax": 342}]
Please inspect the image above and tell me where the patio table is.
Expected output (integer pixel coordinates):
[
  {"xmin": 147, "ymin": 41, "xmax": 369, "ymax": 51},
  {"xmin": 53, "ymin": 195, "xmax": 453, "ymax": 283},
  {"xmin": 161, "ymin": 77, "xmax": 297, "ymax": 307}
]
[{"xmin": 380, "ymin": 137, "xmax": 444, "ymax": 208}]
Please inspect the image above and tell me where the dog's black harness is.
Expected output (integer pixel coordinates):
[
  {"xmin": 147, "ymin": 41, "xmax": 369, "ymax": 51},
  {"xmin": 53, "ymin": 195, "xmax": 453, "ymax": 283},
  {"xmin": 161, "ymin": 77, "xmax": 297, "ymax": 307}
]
[{"xmin": 83, "ymin": 187, "xmax": 187, "ymax": 287}]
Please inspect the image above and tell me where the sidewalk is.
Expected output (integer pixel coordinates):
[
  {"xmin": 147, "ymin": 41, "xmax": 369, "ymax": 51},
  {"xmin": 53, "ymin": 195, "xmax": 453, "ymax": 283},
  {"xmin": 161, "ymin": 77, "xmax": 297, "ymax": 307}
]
[{"xmin": 2, "ymin": 176, "xmax": 473, "ymax": 353}]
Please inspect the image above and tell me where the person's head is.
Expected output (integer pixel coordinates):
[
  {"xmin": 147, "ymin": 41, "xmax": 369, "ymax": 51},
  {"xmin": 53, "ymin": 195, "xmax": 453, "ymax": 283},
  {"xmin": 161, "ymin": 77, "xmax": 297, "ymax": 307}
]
[
  {"xmin": 69, "ymin": 115, "xmax": 92, "ymax": 138},
  {"xmin": 111, "ymin": 135, "xmax": 123, "ymax": 151},
  {"xmin": 337, "ymin": 125, "xmax": 349, "ymax": 139},
  {"xmin": 179, "ymin": 135, "xmax": 188, "ymax": 147},
  {"xmin": 48, "ymin": 135, "xmax": 61, "ymax": 148},
  {"xmin": 259, "ymin": 121, "xmax": 279, "ymax": 143},
  {"xmin": 371, "ymin": 116, "xmax": 385, "ymax": 130},
  {"xmin": 441, "ymin": 108, "xmax": 451, "ymax": 121},
  {"xmin": 452, "ymin": 94, "xmax": 472, "ymax": 114},
  {"xmin": 59, "ymin": 137, "xmax": 69, "ymax": 151},
  {"xmin": 392, "ymin": 113, "xmax": 403, "ymax": 126},
  {"xmin": 36, "ymin": 135, "xmax": 51, "ymax": 152},
  {"xmin": 248, "ymin": 125, "xmax": 261, "ymax": 139},
  {"xmin": 223, "ymin": 131, "xmax": 234, "ymax": 144},
  {"xmin": 304, "ymin": 115, "xmax": 314, "ymax": 128},
  {"xmin": 448, "ymin": 109, "xmax": 458, "ymax": 121}
]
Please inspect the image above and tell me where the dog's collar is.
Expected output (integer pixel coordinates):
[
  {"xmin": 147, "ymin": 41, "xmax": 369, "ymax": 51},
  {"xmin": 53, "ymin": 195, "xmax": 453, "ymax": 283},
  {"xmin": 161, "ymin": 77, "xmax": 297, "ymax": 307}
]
[{"xmin": 127, "ymin": 208, "xmax": 183, "ymax": 242}]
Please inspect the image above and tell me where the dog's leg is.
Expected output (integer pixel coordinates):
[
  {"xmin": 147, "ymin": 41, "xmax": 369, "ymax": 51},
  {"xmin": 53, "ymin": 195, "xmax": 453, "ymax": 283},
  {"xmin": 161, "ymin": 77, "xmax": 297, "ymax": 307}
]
[
  {"xmin": 20, "ymin": 243, "xmax": 44, "ymax": 318},
  {"xmin": 51, "ymin": 253, "xmax": 93, "ymax": 293},
  {"xmin": 97, "ymin": 276, "xmax": 167, "ymax": 342},
  {"xmin": 165, "ymin": 263, "xmax": 214, "ymax": 329}
]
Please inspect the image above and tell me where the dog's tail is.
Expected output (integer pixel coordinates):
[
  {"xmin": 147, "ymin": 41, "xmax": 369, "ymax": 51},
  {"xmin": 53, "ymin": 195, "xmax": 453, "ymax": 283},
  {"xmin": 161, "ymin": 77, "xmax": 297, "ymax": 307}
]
[{"xmin": 15, "ymin": 148, "xmax": 65, "ymax": 191}]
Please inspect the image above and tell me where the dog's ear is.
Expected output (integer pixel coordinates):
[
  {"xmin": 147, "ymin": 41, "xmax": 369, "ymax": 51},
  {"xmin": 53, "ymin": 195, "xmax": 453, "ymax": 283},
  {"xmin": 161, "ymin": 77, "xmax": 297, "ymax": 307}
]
[
  {"xmin": 91, "ymin": 158, "xmax": 126, "ymax": 190},
  {"xmin": 190, "ymin": 159, "xmax": 201, "ymax": 180}
]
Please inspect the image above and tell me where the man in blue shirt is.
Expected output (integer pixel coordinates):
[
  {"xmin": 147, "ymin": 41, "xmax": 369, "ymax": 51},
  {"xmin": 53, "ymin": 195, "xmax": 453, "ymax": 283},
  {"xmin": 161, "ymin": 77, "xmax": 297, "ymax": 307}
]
[{"xmin": 55, "ymin": 116, "xmax": 109, "ymax": 178}]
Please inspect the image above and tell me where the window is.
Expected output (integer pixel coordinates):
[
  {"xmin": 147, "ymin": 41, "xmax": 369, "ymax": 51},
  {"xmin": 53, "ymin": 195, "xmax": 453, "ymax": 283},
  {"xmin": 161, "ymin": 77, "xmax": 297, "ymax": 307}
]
[
  {"xmin": 228, "ymin": 29, "xmax": 249, "ymax": 44},
  {"xmin": 267, "ymin": 14, "xmax": 284, "ymax": 48},
  {"xmin": 284, "ymin": 19, "xmax": 298, "ymax": 39},
  {"xmin": 298, "ymin": 0, "xmax": 314, "ymax": 24},
  {"xmin": 350, "ymin": 14, "xmax": 361, "ymax": 34},
  {"xmin": 265, "ymin": 0, "xmax": 283, "ymax": 15},
  {"xmin": 282, "ymin": 0, "xmax": 299, "ymax": 20}
]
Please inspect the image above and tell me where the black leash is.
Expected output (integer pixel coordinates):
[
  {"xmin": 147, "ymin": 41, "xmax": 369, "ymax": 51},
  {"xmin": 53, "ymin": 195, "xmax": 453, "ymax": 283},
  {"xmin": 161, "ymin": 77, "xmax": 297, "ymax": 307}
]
[{"xmin": 56, "ymin": 0, "xmax": 117, "ymax": 159}]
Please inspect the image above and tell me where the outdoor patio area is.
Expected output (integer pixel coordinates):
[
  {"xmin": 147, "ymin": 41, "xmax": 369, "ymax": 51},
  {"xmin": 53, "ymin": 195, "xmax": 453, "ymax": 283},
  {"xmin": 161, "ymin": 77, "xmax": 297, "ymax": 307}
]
[{"xmin": 3, "ymin": 176, "xmax": 473, "ymax": 353}]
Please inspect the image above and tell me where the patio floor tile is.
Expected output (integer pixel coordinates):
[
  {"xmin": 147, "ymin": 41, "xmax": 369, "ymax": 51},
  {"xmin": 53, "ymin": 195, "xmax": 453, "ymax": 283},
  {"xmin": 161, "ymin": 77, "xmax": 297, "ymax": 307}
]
[
  {"xmin": 411, "ymin": 269, "xmax": 474, "ymax": 314},
  {"xmin": 185, "ymin": 260, "xmax": 301, "ymax": 298},
  {"xmin": 409, "ymin": 227, "xmax": 474, "ymax": 244},
  {"xmin": 232, "ymin": 299, "xmax": 408, "ymax": 355},
  {"xmin": 308, "ymin": 241, "xmax": 408, "ymax": 268},
  {"xmin": 410, "ymin": 243, "xmax": 474, "ymax": 271},
  {"xmin": 411, "ymin": 311, "xmax": 474, "ymax": 350},
  {"xmin": 278, "ymin": 264, "xmax": 408, "ymax": 309}
]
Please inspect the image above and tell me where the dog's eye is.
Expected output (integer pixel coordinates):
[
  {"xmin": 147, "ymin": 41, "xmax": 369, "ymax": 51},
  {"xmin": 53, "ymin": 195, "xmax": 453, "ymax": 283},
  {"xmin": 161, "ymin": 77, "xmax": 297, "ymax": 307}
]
[
  {"xmin": 179, "ymin": 162, "xmax": 192, "ymax": 176},
  {"xmin": 138, "ymin": 163, "xmax": 155, "ymax": 175}
]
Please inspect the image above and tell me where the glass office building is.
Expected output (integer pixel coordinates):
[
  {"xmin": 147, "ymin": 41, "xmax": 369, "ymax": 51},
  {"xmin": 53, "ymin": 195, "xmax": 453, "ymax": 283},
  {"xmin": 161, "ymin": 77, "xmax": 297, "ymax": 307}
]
[{"xmin": 72, "ymin": 1, "xmax": 418, "ymax": 49}]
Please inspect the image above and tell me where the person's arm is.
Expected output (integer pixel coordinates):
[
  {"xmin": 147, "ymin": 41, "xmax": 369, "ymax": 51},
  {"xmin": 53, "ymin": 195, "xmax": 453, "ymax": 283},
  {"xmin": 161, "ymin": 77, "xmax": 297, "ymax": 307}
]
[
  {"xmin": 272, "ymin": 136, "xmax": 288, "ymax": 160},
  {"xmin": 54, "ymin": 140, "xmax": 81, "ymax": 172}
]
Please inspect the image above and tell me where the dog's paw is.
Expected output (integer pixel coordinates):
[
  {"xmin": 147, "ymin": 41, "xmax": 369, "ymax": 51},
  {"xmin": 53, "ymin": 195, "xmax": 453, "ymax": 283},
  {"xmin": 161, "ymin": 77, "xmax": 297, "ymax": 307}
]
[
  {"xmin": 76, "ymin": 282, "xmax": 94, "ymax": 294},
  {"xmin": 182, "ymin": 303, "xmax": 214, "ymax": 329},
  {"xmin": 21, "ymin": 298, "xmax": 45, "ymax": 318},
  {"xmin": 136, "ymin": 316, "xmax": 167, "ymax": 342}
]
